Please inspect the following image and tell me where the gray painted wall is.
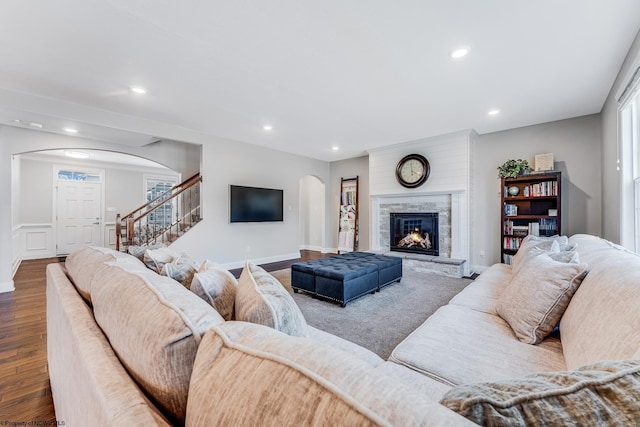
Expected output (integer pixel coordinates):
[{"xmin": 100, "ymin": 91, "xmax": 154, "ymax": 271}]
[
  {"xmin": 168, "ymin": 136, "xmax": 330, "ymax": 267},
  {"xmin": 328, "ymin": 156, "xmax": 370, "ymax": 252},
  {"xmin": 474, "ymin": 114, "xmax": 602, "ymax": 266},
  {"xmin": 601, "ymin": 28, "xmax": 640, "ymax": 243}
]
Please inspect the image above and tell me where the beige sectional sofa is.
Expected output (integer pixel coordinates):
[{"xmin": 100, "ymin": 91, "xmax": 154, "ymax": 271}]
[{"xmin": 46, "ymin": 234, "xmax": 640, "ymax": 426}]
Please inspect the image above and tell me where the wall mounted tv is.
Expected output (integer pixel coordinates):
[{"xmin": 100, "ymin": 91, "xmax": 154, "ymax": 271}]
[{"xmin": 229, "ymin": 185, "xmax": 284, "ymax": 223}]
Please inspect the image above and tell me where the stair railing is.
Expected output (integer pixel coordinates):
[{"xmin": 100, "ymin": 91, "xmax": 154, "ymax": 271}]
[{"xmin": 116, "ymin": 173, "xmax": 203, "ymax": 252}]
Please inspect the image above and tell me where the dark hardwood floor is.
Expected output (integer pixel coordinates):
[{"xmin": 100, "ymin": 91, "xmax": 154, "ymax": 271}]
[
  {"xmin": 0, "ymin": 250, "xmax": 330, "ymax": 420},
  {"xmin": 0, "ymin": 257, "xmax": 57, "ymax": 422}
]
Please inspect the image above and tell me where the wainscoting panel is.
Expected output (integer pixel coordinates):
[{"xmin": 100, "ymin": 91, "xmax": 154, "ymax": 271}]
[
  {"xmin": 19, "ymin": 224, "xmax": 56, "ymax": 260},
  {"xmin": 105, "ymin": 222, "xmax": 117, "ymax": 249}
]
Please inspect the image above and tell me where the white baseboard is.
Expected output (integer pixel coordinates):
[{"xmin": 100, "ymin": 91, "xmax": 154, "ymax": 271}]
[
  {"xmin": 469, "ymin": 264, "xmax": 491, "ymax": 275},
  {"xmin": 221, "ymin": 251, "xmax": 302, "ymax": 270},
  {"xmin": 0, "ymin": 280, "xmax": 15, "ymax": 293},
  {"xmin": 299, "ymin": 245, "xmax": 323, "ymax": 252},
  {"xmin": 12, "ymin": 257, "xmax": 21, "ymax": 278}
]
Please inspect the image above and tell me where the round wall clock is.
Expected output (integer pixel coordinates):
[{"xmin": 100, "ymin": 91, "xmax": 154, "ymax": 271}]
[{"xmin": 396, "ymin": 153, "xmax": 430, "ymax": 188}]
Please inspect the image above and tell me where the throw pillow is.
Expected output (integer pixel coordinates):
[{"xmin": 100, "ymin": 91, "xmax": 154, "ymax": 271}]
[
  {"xmin": 511, "ymin": 236, "xmax": 561, "ymax": 274},
  {"xmin": 127, "ymin": 243, "xmax": 166, "ymax": 261},
  {"xmin": 198, "ymin": 259, "xmax": 220, "ymax": 272},
  {"xmin": 235, "ymin": 261, "xmax": 309, "ymax": 337},
  {"xmin": 172, "ymin": 251, "xmax": 200, "ymax": 270},
  {"xmin": 190, "ymin": 268, "xmax": 238, "ymax": 321},
  {"xmin": 547, "ymin": 248, "xmax": 579, "ymax": 264},
  {"xmin": 143, "ymin": 247, "xmax": 177, "ymax": 273},
  {"xmin": 439, "ymin": 359, "xmax": 640, "ymax": 426},
  {"xmin": 497, "ymin": 248, "xmax": 588, "ymax": 344},
  {"xmin": 161, "ymin": 262, "xmax": 197, "ymax": 288}
]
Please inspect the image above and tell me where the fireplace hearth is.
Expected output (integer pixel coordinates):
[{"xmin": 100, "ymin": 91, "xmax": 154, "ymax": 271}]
[{"xmin": 390, "ymin": 213, "xmax": 439, "ymax": 256}]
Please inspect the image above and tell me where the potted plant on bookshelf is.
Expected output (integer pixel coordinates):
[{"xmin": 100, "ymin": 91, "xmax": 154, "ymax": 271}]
[{"xmin": 498, "ymin": 159, "xmax": 531, "ymax": 178}]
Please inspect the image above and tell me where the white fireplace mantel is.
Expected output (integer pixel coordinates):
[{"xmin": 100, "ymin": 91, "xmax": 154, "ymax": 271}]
[{"xmin": 367, "ymin": 130, "xmax": 476, "ymax": 275}]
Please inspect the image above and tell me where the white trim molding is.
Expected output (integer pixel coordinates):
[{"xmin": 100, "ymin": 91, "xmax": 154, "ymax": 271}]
[
  {"xmin": 220, "ymin": 251, "xmax": 302, "ymax": 270},
  {"xmin": 0, "ymin": 279, "xmax": 15, "ymax": 293},
  {"xmin": 20, "ymin": 223, "xmax": 56, "ymax": 260}
]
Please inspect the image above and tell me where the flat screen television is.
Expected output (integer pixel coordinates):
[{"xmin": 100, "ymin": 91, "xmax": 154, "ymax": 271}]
[{"xmin": 229, "ymin": 185, "xmax": 284, "ymax": 223}]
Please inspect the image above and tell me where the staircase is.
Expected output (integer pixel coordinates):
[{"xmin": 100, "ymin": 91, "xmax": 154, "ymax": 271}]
[{"xmin": 116, "ymin": 173, "xmax": 202, "ymax": 252}]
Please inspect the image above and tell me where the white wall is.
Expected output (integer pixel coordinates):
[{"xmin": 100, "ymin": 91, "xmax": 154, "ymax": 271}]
[
  {"xmin": 601, "ymin": 28, "xmax": 640, "ymax": 243},
  {"xmin": 168, "ymin": 137, "xmax": 330, "ymax": 268},
  {"xmin": 474, "ymin": 114, "xmax": 602, "ymax": 265},
  {"xmin": 328, "ymin": 156, "xmax": 370, "ymax": 252},
  {"xmin": 13, "ymin": 153, "xmax": 179, "ymax": 259},
  {"xmin": 299, "ymin": 175, "xmax": 325, "ymax": 252},
  {"xmin": 367, "ymin": 131, "xmax": 474, "ymax": 272}
]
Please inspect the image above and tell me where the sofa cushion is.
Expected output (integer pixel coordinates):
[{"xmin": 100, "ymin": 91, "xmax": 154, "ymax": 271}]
[
  {"xmin": 448, "ymin": 263, "xmax": 512, "ymax": 315},
  {"xmin": 190, "ymin": 267, "xmax": 238, "ymax": 321},
  {"xmin": 307, "ymin": 326, "xmax": 383, "ymax": 367},
  {"xmin": 389, "ymin": 304, "xmax": 566, "ymax": 386},
  {"xmin": 186, "ymin": 321, "xmax": 475, "ymax": 426},
  {"xmin": 497, "ymin": 248, "xmax": 587, "ymax": 344},
  {"xmin": 64, "ymin": 246, "xmax": 144, "ymax": 303},
  {"xmin": 439, "ymin": 359, "xmax": 640, "ymax": 426},
  {"xmin": 235, "ymin": 261, "xmax": 309, "ymax": 337},
  {"xmin": 91, "ymin": 261, "xmax": 225, "ymax": 425},
  {"xmin": 561, "ymin": 234, "xmax": 640, "ymax": 369},
  {"xmin": 375, "ymin": 361, "xmax": 453, "ymax": 402}
]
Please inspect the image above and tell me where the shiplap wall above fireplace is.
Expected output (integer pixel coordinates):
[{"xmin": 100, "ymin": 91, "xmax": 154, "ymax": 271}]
[{"xmin": 367, "ymin": 130, "xmax": 477, "ymax": 275}]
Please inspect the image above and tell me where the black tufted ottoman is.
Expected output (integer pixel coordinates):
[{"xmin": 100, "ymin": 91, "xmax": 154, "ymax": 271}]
[{"xmin": 291, "ymin": 253, "xmax": 402, "ymax": 306}]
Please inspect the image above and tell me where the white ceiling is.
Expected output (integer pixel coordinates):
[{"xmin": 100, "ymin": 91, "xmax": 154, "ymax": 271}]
[{"xmin": 1, "ymin": 1, "xmax": 639, "ymax": 161}]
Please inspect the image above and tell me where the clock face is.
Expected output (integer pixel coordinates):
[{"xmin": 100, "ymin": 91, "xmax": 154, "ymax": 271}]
[{"xmin": 396, "ymin": 154, "xmax": 430, "ymax": 188}]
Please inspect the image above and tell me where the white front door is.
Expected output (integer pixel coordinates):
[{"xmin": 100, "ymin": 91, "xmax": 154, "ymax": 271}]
[{"xmin": 56, "ymin": 179, "xmax": 103, "ymax": 255}]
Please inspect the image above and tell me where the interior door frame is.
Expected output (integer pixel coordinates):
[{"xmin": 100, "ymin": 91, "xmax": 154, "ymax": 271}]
[{"xmin": 53, "ymin": 164, "xmax": 106, "ymax": 255}]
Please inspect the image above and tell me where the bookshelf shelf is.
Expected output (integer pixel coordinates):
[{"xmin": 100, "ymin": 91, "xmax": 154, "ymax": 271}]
[{"xmin": 501, "ymin": 171, "xmax": 561, "ymax": 264}]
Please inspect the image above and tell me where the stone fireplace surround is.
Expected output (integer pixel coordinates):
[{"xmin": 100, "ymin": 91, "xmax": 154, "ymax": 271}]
[{"xmin": 370, "ymin": 192, "xmax": 470, "ymax": 276}]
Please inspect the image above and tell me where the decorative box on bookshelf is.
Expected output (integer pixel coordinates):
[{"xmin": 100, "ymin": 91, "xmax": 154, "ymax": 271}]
[{"xmin": 500, "ymin": 171, "xmax": 561, "ymax": 264}]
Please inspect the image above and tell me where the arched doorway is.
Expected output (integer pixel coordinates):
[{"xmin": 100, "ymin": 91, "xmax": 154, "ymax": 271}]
[
  {"xmin": 299, "ymin": 175, "xmax": 326, "ymax": 252},
  {"xmin": 12, "ymin": 149, "xmax": 179, "ymax": 258}
]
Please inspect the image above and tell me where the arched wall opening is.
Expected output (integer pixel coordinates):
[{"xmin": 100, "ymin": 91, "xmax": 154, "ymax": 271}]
[
  {"xmin": 299, "ymin": 175, "xmax": 326, "ymax": 252},
  {"xmin": 12, "ymin": 149, "xmax": 183, "ymax": 260}
]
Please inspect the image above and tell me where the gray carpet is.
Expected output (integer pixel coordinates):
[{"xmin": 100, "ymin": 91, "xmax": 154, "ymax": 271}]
[{"xmin": 270, "ymin": 269, "xmax": 473, "ymax": 359}]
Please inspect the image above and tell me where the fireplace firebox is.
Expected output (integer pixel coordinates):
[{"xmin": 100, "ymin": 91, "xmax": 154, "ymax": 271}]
[{"xmin": 390, "ymin": 213, "xmax": 439, "ymax": 256}]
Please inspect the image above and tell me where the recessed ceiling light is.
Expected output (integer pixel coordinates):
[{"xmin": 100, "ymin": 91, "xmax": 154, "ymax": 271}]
[
  {"xmin": 263, "ymin": 125, "xmax": 273, "ymax": 131},
  {"xmin": 64, "ymin": 150, "xmax": 89, "ymax": 159},
  {"xmin": 63, "ymin": 128, "xmax": 78, "ymax": 133},
  {"xmin": 488, "ymin": 109, "xmax": 501, "ymax": 116},
  {"xmin": 332, "ymin": 146, "xmax": 340, "ymax": 151},
  {"xmin": 130, "ymin": 86, "xmax": 147, "ymax": 94},
  {"xmin": 449, "ymin": 47, "xmax": 470, "ymax": 59}
]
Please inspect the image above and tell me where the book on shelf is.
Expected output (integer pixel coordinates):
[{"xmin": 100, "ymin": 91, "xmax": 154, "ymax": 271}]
[
  {"xmin": 522, "ymin": 181, "xmax": 558, "ymax": 198},
  {"xmin": 503, "ymin": 254, "xmax": 514, "ymax": 265},
  {"xmin": 504, "ymin": 204, "xmax": 518, "ymax": 216},
  {"xmin": 539, "ymin": 218, "xmax": 558, "ymax": 236},
  {"xmin": 503, "ymin": 236, "xmax": 523, "ymax": 250},
  {"xmin": 512, "ymin": 225, "xmax": 529, "ymax": 237}
]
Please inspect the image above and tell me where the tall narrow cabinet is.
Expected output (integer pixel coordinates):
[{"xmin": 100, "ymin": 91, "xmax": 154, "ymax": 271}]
[
  {"xmin": 501, "ymin": 171, "xmax": 561, "ymax": 264},
  {"xmin": 337, "ymin": 176, "xmax": 359, "ymax": 253}
]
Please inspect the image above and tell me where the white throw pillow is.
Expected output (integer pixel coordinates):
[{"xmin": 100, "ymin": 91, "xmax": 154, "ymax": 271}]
[
  {"xmin": 235, "ymin": 261, "xmax": 309, "ymax": 337},
  {"xmin": 497, "ymin": 248, "xmax": 588, "ymax": 344},
  {"xmin": 143, "ymin": 247, "xmax": 177, "ymax": 273},
  {"xmin": 511, "ymin": 235, "xmax": 563, "ymax": 274},
  {"xmin": 190, "ymin": 268, "xmax": 238, "ymax": 320}
]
